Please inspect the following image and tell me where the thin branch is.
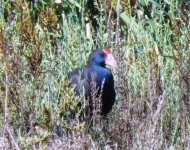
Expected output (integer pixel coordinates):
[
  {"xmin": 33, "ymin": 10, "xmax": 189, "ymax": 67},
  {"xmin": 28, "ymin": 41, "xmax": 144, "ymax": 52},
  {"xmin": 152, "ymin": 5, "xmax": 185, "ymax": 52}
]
[
  {"xmin": 3, "ymin": 65, "xmax": 9, "ymax": 149},
  {"xmin": 6, "ymin": 127, "xmax": 21, "ymax": 150},
  {"xmin": 116, "ymin": 0, "xmax": 121, "ymax": 45},
  {"xmin": 4, "ymin": 67, "xmax": 8, "ymax": 125}
]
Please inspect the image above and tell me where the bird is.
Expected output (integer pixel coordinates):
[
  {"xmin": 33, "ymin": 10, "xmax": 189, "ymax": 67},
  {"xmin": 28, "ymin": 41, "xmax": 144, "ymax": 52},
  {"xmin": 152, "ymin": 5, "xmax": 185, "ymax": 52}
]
[{"xmin": 69, "ymin": 48, "xmax": 117, "ymax": 116}]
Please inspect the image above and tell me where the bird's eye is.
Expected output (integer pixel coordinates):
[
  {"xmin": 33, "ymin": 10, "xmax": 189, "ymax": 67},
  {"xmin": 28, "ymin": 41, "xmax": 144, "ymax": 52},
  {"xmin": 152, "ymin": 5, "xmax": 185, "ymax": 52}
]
[{"xmin": 100, "ymin": 51, "xmax": 106, "ymax": 57}]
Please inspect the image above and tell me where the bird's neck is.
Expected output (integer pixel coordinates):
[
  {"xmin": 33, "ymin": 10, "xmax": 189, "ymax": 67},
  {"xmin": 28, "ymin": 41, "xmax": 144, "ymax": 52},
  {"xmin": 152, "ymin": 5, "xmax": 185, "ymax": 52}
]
[{"xmin": 88, "ymin": 61, "xmax": 105, "ymax": 68}]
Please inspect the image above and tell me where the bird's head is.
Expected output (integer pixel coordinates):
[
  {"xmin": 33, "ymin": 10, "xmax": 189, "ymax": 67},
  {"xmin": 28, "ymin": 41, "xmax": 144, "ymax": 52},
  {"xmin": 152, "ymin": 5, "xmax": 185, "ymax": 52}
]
[{"xmin": 87, "ymin": 48, "xmax": 117, "ymax": 68}]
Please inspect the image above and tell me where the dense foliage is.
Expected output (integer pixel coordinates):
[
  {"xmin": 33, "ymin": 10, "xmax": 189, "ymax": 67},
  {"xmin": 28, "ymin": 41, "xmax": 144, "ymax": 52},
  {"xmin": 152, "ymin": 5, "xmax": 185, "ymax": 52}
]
[{"xmin": 0, "ymin": 0, "xmax": 190, "ymax": 149}]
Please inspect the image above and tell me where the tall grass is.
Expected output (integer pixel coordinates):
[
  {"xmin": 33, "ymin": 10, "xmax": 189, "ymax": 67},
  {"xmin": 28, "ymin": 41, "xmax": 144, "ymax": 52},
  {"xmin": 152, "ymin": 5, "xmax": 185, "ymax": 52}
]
[{"xmin": 0, "ymin": 0, "xmax": 190, "ymax": 149}]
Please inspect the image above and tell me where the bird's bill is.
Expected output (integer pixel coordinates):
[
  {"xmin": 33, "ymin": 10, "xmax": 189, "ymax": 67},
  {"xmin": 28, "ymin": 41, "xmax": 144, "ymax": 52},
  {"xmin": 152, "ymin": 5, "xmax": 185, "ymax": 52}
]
[{"xmin": 105, "ymin": 54, "xmax": 117, "ymax": 68}]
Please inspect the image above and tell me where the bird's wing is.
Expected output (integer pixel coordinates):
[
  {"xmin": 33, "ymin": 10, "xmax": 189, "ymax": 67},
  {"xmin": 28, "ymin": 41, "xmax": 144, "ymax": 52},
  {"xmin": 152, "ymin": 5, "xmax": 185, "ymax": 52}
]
[
  {"xmin": 69, "ymin": 66, "xmax": 93, "ymax": 97},
  {"xmin": 69, "ymin": 67, "xmax": 82, "ymax": 96}
]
